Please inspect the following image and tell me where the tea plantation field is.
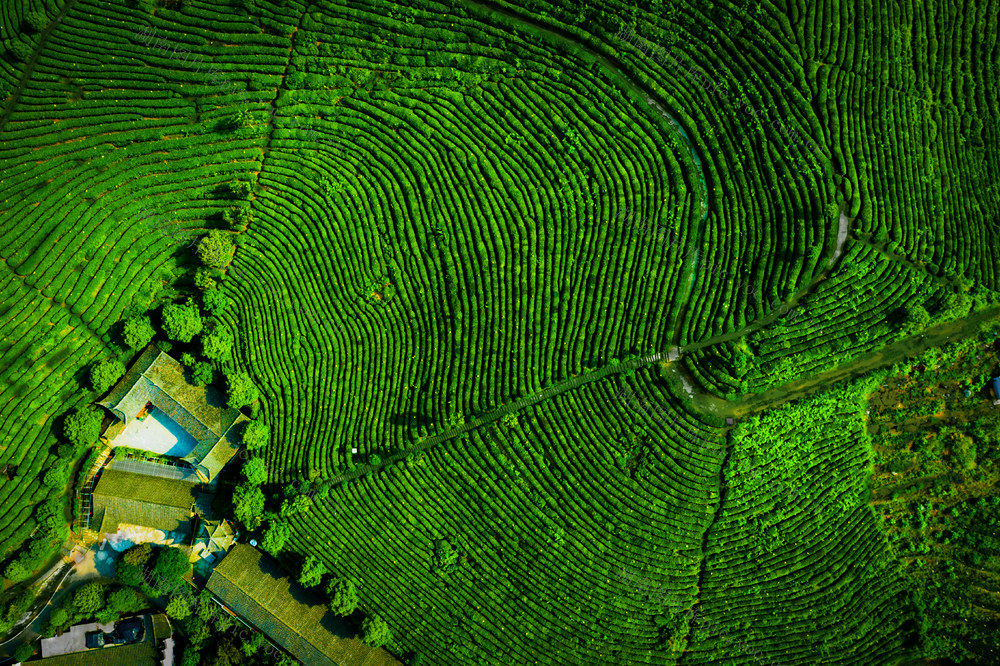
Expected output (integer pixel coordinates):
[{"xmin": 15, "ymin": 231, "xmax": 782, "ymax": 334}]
[{"xmin": 0, "ymin": 0, "xmax": 997, "ymax": 664}]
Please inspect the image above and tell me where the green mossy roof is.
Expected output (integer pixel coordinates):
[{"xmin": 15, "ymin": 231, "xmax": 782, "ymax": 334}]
[
  {"xmin": 98, "ymin": 344, "xmax": 245, "ymax": 482},
  {"xmin": 92, "ymin": 469, "xmax": 198, "ymax": 534},
  {"xmin": 207, "ymin": 545, "xmax": 402, "ymax": 666}
]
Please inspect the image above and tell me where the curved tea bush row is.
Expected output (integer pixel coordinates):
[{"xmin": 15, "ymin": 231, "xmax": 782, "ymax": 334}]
[
  {"xmin": 0, "ymin": 279, "xmax": 103, "ymax": 556},
  {"xmin": 686, "ymin": 240, "xmax": 954, "ymax": 395},
  {"xmin": 286, "ymin": 368, "xmax": 724, "ymax": 664},
  {"xmin": 0, "ymin": 0, "xmax": 288, "ymax": 566},
  {"xmin": 225, "ymin": 0, "xmax": 702, "ymax": 482},
  {"xmin": 692, "ymin": 381, "xmax": 915, "ymax": 665},
  {"xmin": 488, "ymin": 0, "xmax": 1000, "ymax": 297}
]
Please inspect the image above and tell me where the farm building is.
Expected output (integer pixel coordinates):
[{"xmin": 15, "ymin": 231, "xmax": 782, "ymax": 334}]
[
  {"xmin": 207, "ymin": 545, "xmax": 402, "ymax": 666},
  {"xmin": 90, "ymin": 468, "xmax": 201, "ymax": 544},
  {"xmin": 98, "ymin": 345, "xmax": 249, "ymax": 483}
]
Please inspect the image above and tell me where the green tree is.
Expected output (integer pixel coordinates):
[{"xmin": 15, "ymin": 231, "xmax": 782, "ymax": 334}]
[
  {"xmin": 194, "ymin": 268, "xmax": 217, "ymax": 291},
  {"xmin": 226, "ymin": 372, "xmax": 258, "ymax": 408},
  {"xmin": 13, "ymin": 643, "xmax": 33, "ymax": 662},
  {"xmin": 242, "ymin": 420, "xmax": 269, "ymax": 451},
  {"xmin": 242, "ymin": 457, "xmax": 267, "ymax": 486},
  {"xmin": 123, "ymin": 543, "xmax": 153, "ymax": 566},
  {"xmin": 223, "ymin": 204, "xmax": 253, "ymax": 230},
  {"xmin": 279, "ymin": 494, "xmax": 312, "ymax": 518},
  {"xmin": 197, "ymin": 230, "xmax": 236, "ymax": 269},
  {"xmin": 202, "ymin": 288, "xmax": 229, "ymax": 316},
  {"xmin": 116, "ymin": 544, "xmax": 152, "ymax": 587},
  {"xmin": 43, "ymin": 463, "xmax": 70, "ymax": 489},
  {"xmin": 4, "ymin": 560, "xmax": 29, "ymax": 584},
  {"xmin": 48, "ymin": 607, "xmax": 69, "ymax": 632},
  {"xmin": 501, "ymin": 413, "xmax": 519, "ymax": 429},
  {"xmin": 299, "ymin": 555, "xmax": 327, "ymax": 588},
  {"xmin": 122, "ymin": 315, "xmax": 155, "ymax": 349},
  {"xmin": 202, "ymin": 326, "xmax": 234, "ymax": 362},
  {"xmin": 63, "ymin": 406, "xmax": 102, "ymax": 448},
  {"xmin": 905, "ymin": 303, "xmax": 932, "ymax": 333},
  {"xmin": 326, "ymin": 578, "xmax": 359, "ymax": 616},
  {"xmin": 7, "ymin": 40, "xmax": 31, "ymax": 62},
  {"xmin": 152, "ymin": 546, "xmax": 191, "ymax": 588},
  {"xmin": 24, "ymin": 11, "xmax": 49, "ymax": 31},
  {"xmin": 227, "ymin": 179, "xmax": 253, "ymax": 199},
  {"xmin": 162, "ymin": 300, "xmax": 203, "ymax": 343},
  {"xmin": 108, "ymin": 587, "xmax": 143, "ymax": 613},
  {"xmin": 74, "ymin": 582, "xmax": 105, "ymax": 617},
  {"xmin": 166, "ymin": 596, "xmax": 191, "ymax": 620},
  {"xmin": 260, "ymin": 520, "xmax": 290, "ymax": 555},
  {"xmin": 362, "ymin": 615, "xmax": 392, "ymax": 647},
  {"xmin": 233, "ymin": 482, "xmax": 265, "ymax": 529},
  {"xmin": 192, "ymin": 362, "xmax": 214, "ymax": 386},
  {"xmin": 90, "ymin": 358, "xmax": 125, "ymax": 393},
  {"xmin": 230, "ymin": 111, "xmax": 253, "ymax": 131}
]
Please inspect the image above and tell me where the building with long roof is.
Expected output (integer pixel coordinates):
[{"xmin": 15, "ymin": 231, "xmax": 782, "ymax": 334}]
[
  {"xmin": 207, "ymin": 545, "xmax": 402, "ymax": 666},
  {"xmin": 90, "ymin": 468, "xmax": 201, "ymax": 543},
  {"xmin": 98, "ymin": 345, "xmax": 248, "ymax": 483}
]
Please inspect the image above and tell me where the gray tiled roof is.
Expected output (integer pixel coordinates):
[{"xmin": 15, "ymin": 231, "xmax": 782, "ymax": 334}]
[
  {"xmin": 99, "ymin": 344, "xmax": 246, "ymax": 482},
  {"xmin": 207, "ymin": 545, "xmax": 402, "ymax": 666}
]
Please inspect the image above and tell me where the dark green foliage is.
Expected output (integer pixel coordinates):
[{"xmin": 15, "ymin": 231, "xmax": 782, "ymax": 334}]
[
  {"xmin": 13, "ymin": 643, "xmax": 33, "ymax": 662},
  {"xmin": 226, "ymin": 372, "xmax": 258, "ymax": 408},
  {"xmin": 241, "ymin": 420, "xmax": 269, "ymax": 451},
  {"xmin": 122, "ymin": 315, "xmax": 155, "ymax": 349},
  {"xmin": 24, "ymin": 11, "xmax": 48, "ymax": 32},
  {"xmin": 298, "ymin": 554, "xmax": 327, "ymax": 588},
  {"xmin": 227, "ymin": 179, "xmax": 253, "ymax": 199},
  {"xmin": 42, "ymin": 463, "xmax": 70, "ymax": 489},
  {"xmin": 197, "ymin": 230, "xmax": 235, "ymax": 269},
  {"xmin": 108, "ymin": 587, "xmax": 144, "ymax": 614},
  {"xmin": 233, "ymin": 482, "xmax": 265, "ymax": 529},
  {"xmin": 7, "ymin": 40, "xmax": 31, "ymax": 62},
  {"xmin": 89, "ymin": 358, "xmax": 125, "ymax": 392},
  {"xmin": 116, "ymin": 543, "xmax": 152, "ymax": 587},
  {"xmin": 431, "ymin": 539, "xmax": 458, "ymax": 576},
  {"xmin": 162, "ymin": 300, "xmax": 203, "ymax": 343},
  {"xmin": 3, "ymin": 559, "xmax": 30, "ymax": 584},
  {"xmin": 166, "ymin": 596, "xmax": 191, "ymax": 620},
  {"xmin": 260, "ymin": 519, "xmax": 290, "ymax": 555},
  {"xmin": 326, "ymin": 577, "xmax": 358, "ymax": 616},
  {"xmin": 194, "ymin": 268, "xmax": 217, "ymax": 291},
  {"xmin": 192, "ymin": 361, "xmax": 214, "ymax": 386},
  {"xmin": 152, "ymin": 546, "xmax": 191, "ymax": 585},
  {"xmin": 242, "ymin": 456, "xmax": 267, "ymax": 485},
  {"xmin": 73, "ymin": 582, "xmax": 105, "ymax": 617},
  {"xmin": 202, "ymin": 325, "xmax": 233, "ymax": 361},
  {"xmin": 63, "ymin": 406, "xmax": 102, "ymax": 448},
  {"xmin": 202, "ymin": 288, "xmax": 229, "ymax": 315},
  {"xmin": 223, "ymin": 204, "xmax": 253, "ymax": 230},
  {"xmin": 362, "ymin": 615, "xmax": 392, "ymax": 648}
]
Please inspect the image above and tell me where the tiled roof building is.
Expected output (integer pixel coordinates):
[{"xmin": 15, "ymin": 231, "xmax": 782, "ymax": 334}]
[
  {"xmin": 98, "ymin": 345, "xmax": 248, "ymax": 482},
  {"xmin": 90, "ymin": 468, "xmax": 199, "ymax": 537},
  {"xmin": 207, "ymin": 545, "xmax": 402, "ymax": 666}
]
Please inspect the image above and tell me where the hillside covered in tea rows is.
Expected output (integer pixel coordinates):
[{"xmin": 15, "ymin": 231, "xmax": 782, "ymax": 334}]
[{"xmin": 1, "ymin": 0, "xmax": 998, "ymax": 664}]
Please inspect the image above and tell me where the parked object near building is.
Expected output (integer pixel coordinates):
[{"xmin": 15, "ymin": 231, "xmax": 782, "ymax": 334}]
[{"xmin": 37, "ymin": 614, "xmax": 172, "ymax": 665}]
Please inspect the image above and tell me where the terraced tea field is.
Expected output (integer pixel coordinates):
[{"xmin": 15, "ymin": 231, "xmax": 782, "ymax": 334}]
[{"xmin": 1, "ymin": 0, "xmax": 998, "ymax": 664}]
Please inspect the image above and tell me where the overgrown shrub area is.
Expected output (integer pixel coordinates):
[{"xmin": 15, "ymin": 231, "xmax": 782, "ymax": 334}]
[{"xmin": 867, "ymin": 325, "xmax": 1000, "ymax": 663}]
